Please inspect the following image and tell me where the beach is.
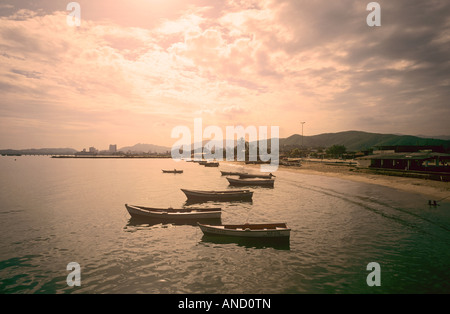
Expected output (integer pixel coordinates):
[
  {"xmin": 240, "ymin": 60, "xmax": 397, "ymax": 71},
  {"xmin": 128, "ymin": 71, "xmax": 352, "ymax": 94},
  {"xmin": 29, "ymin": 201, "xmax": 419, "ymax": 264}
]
[{"xmin": 227, "ymin": 160, "xmax": 450, "ymax": 201}]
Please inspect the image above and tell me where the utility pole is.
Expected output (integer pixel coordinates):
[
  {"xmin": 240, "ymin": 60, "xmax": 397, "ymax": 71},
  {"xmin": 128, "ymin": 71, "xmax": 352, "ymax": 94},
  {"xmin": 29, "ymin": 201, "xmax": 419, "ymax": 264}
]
[{"xmin": 300, "ymin": 122, "xmax": 306, "ymax": 148}]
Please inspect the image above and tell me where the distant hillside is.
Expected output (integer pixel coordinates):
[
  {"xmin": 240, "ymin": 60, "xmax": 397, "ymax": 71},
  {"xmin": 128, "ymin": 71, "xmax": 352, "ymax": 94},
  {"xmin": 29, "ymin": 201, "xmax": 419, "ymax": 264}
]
[
  {"xmin": 414, "ymin": 134, "xmax": 450, "ymax": 141},
  {"xmin": 119, "ymin": 143, "xmax": 171, "ymax": 154},
  {"xmin": 178, "ymin": 131, "xmax": 450, "ymax": 153},
  {"xmin": 0, "ymin": 148, "xmax": 78, "ymax": 155},
  {"xmin": 280, "ymin": 131, "xmax": 450, "ymax": 152},
  {"xmin": 3, "ymin": 131, "xmax": 449, "ymax": 156}
]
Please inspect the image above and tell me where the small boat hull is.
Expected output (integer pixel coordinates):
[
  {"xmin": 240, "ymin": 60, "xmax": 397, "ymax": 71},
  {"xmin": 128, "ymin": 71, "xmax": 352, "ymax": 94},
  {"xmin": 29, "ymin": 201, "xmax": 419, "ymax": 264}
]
[
  {"xmin": 162, "ymin": 170, "xmax": 183, "ymax": 173},
  {"xmin": 181, "ymin": 189, "xmax": 253, "ymax": 201},
  {"xmin": 204, "ymin": 162, "xmax": 219, "ymax": 167},
  {"xmin": 198, "ymin": 223, "xmax": 290, "ymax": 238},
  {"xmin": 239, "ymin": 173, "xmax": 274, "ymax": 179},
  {"xmin": 125, "ymin": 204, "xmax": 221, "ymax": 220},
  {"xmin": 220, "ymin": 171, "xmax": 247, "ymax": 176},
  {"xmin": 227, "ymin": 177, "xmax": 274, "ymax": 187}
]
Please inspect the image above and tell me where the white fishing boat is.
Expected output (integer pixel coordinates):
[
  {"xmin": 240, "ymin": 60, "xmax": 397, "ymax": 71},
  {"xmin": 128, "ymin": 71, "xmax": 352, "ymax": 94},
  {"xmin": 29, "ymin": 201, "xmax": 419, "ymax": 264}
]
[
  {"xmin": 239, "ymin": 173, "xmax": 275, "ymax": 179},
  {"xmin": 125, "ymin": 204, "xmax": 221, "ymax": 220},
  {"xmin": 226, "ymin": 177, "xmax": 275, "ymax": 187},
  {"xmin": 198, "ymin": 222, "xmax": 291, "ymax": 238},
  {"xmin": 181, "ymin": 189, "xmax": 253, "ymax": 201},
  {"xmin": 220, "ymin": 171, "xmax": 247, "ymax": 176}
]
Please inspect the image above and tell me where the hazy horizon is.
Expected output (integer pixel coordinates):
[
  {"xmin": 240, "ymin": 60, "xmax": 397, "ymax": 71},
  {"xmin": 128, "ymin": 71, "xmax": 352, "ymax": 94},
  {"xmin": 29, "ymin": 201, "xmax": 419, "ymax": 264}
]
[
  {"xmin": 2, "ymin": 129, "xmax": 450, "ymax": 151},
  {"xmin": 1, "ymin": 1, "xmax": 449, "ymax": 149}
]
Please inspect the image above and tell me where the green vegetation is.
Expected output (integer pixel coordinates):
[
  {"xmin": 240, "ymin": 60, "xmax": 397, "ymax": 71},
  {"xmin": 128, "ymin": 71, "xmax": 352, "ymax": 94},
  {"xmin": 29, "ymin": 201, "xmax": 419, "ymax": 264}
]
[
  {"xmin": 280, "ymin": 131, "xmax": 450, "ymax": 152},
  {"xmin": 326, "ymin": 145, "xmax": 347, "ymax": 158}
]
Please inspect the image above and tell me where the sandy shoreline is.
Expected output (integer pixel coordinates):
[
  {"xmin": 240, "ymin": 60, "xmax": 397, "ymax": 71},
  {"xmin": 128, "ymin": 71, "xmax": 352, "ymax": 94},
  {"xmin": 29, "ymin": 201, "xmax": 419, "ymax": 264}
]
[{"xmin": 222, "ymin": 160, "xmax": 450, "ymax": 201}]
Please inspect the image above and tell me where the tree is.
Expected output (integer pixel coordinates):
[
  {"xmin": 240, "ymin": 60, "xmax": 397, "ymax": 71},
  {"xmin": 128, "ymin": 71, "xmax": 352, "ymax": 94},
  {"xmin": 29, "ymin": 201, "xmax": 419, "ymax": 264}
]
[
  {"xmin": 289, "ymin": 148, "xmax": 302, "ymax": 158},
  {"xmin": 326, "ymin": 145, "xmax": 347, "ymax": 158}
]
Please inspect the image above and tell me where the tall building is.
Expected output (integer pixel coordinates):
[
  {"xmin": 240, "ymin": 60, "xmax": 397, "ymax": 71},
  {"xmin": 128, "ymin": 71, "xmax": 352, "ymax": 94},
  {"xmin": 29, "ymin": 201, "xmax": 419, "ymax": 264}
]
[{"xmin": 109, "ymin": 144, "xmax": 117, "ymax": 153}]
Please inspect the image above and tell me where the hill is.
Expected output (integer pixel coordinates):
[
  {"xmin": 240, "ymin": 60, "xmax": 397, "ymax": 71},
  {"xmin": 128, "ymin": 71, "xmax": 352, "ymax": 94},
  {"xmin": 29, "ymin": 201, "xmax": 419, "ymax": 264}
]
[
  {"xmin": 280, "ymin": 131, "xmax": 450, "ymax": 152},
  {"xmin": 179, "ymin": 131, "xmax": 450, "ymax": 153},
  {"xmin": 119, "ymin": 143, "xmax": 171, "ymax": 154},
  {"xmin": 2, "ymin": 131, "xmax": 449, "ymax": 156},
  {"xmin": 0, "ymin": 148, "xmax": 78, "ymax": 155}
]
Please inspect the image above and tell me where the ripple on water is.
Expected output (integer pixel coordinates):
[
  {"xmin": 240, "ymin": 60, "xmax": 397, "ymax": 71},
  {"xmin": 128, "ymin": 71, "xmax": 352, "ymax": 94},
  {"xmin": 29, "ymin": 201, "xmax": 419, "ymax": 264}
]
[{"xmin": 1, "ymin": 158, "xmax": 450, "ymax": 293}]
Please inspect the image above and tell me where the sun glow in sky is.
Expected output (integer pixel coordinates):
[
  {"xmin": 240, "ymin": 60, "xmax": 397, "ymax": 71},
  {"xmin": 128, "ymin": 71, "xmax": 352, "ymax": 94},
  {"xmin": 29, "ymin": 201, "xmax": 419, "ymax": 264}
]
[{"xmin": 0, "ymin": 0, "xmax": 449, "ymax": 149}]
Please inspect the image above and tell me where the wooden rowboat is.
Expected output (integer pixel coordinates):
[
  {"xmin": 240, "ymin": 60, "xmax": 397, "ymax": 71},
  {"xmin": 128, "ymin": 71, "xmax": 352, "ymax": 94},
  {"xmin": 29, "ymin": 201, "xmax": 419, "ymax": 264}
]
[
  {"xmin": 198, "ymin": 222, "xmax": 290, "ymax": 238},
  {"xmin": 227, "ymin": 177, "xmax": 275, "ymax": 187},
  {"xmin": 125, "ymin": 204, "xmax": 221, "ymax": 220},
  {"xmin": 162, "ymin": 169, "xmax": 183, "ymax": 173},
  {"xmin": 181, "ymin": 189, "xmax": 253, "ymax": 201},
  {"xmin": 204, "ymin": 162, "xmax": 219, "ymax": 167},
  {"xmin": 239, "ymin": 173, "xmax": 275, "ymax": 179},
  {"xmin": 220, "ymin": 171, "xmax": 247, "ymax": 176}
]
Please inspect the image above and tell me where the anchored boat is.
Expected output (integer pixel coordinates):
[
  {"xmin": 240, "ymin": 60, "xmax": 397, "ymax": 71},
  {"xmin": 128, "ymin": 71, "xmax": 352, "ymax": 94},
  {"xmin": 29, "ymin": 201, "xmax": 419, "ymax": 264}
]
[
  {"xmin": 220, "ymin": 171, "xmax": 247, "ymax": 176},
  {"xmin": 162, "ymin": 169, "xmax": 183, "ymax": 173},
  {"xmin": 181, "ymin": 189, "xmax": 253, "ymax": 201},
  {"xmin": 204, "ymin": 162, "xmax": 219, "ymax": 167},
  {"xmin": 198, "ymin": 222, "xmax": 290, "ymax": 238},
  {"xmin": 125, "ymin": 204, "xmax": 221, "ymax": 220},
  {"xmin": 239, "ymin": 173, "xmax": 275, "ymax": 179},
  {"xmin": 227, "ymin": 177, "xmax": 274, "ymax": 187}
]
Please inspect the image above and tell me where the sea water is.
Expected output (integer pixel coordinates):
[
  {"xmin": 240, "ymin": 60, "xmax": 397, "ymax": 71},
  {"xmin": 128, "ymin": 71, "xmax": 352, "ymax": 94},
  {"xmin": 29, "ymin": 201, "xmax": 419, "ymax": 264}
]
[{"xmin": 0, "ymin": 156, "xmax": 449, "ymax": 293}]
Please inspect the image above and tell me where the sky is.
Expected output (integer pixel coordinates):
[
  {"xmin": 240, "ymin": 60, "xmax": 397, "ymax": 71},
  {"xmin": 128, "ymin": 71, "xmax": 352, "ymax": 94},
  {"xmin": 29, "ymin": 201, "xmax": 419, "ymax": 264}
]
[{"xmin": 0, "ymin": 0, "xmax": 449, "ymax": 150}]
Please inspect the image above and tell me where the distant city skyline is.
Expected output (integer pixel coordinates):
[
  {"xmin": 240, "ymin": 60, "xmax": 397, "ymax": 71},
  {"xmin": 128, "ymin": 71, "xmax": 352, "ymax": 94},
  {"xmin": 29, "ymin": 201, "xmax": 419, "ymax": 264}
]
[{"xmin": 1, "ymin": 0, "xmax": 449, "ymax": 149}]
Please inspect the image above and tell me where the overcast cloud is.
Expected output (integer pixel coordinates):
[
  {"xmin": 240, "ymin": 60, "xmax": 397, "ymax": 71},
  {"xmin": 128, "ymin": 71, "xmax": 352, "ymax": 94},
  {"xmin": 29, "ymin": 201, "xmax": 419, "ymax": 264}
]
[{"xmin": 0, "ymin": 0, "xmax": 449, "ymax": 149}]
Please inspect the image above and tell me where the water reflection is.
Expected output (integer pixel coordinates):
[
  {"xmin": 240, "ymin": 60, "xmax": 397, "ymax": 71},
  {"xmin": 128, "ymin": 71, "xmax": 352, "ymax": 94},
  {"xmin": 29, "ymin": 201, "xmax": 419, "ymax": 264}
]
[{"xmin": 200, "ymin": 234, "xmax": 290, "ymax": 251}]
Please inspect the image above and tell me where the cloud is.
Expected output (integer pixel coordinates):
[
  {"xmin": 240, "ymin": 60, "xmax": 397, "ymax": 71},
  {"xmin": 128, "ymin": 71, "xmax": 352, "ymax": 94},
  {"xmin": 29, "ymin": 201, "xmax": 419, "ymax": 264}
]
[
  {"xmin": 10, "ymin": 69, "xmax": 42, "ymax": 79},
  {"xmin": 0, "ymin": 4, "xmax": 14, "ymax": 10},
  {"xmin": 0, "ymin": 0, "xmax": 449, "ymax": 149}
]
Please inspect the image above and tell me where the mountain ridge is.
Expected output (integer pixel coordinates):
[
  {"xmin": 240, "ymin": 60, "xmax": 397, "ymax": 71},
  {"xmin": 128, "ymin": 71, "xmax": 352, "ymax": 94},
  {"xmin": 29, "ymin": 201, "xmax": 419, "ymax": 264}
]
[
  {"xmin": 280, "ymin": 130, "xmax": 450, "ymax": 151},
  {"xmin": 118, "ymin": 143, "xmax": 171, "ymax": 154},
  {"xmin": 2, "ymin": 131, "xmax": 449, "ymax": 154}
]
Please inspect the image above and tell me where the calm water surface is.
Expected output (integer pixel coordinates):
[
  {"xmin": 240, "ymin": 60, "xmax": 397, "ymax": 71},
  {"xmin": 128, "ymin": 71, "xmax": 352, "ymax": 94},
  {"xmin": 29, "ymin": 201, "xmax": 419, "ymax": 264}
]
[{"xmin": 0, "ymin": 156, "xmax": 449, "ymax": 293}]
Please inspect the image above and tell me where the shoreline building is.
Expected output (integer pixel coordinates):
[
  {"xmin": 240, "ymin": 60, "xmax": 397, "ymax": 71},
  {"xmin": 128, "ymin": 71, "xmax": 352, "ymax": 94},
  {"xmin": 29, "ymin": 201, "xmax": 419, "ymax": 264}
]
[
  {"xmin": 75, "ymin": 147, "xmax": 98, "ymax": 157},
  {"xmin": 356, "ymin": 145, "xmax": 450, "ymax": 181},
  {"xmin": 358, "ymin": 151, "xmax": 450, "ymax": 172}
]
